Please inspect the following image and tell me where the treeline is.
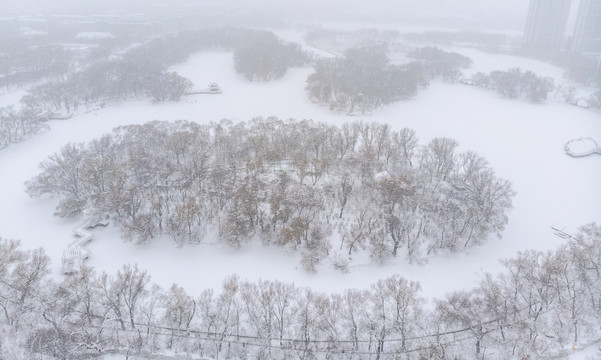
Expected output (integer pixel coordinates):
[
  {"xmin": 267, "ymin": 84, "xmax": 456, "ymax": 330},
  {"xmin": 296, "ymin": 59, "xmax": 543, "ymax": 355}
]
[
  {"xmin": 468, "ymin": 68, "xmax": 555, "ymax": 103},
  {"xmin": 24, "ymin": 27, "xmax": 306, "ymax": 111},
  {"xmin": 0, "ymin": 224, "xmax": 599, "ymax": 359},
  {"xmin": 559, "ymin": 53, "xmax": 601, "ymax": 89},
  {"xmin": 0, "ymin": 27, "xmax": 308, "ymax": 149},
  {"xmin": 0, "ymin": 43, "xmax": 72, "ymax": 89},
  {"xmin": 465, "ymin": 67, "xmax": 601, "ymax": 107},
  {"xmin": 26, "ymin": 118, "xmax": 514, "ymax": 266},
  {"xmin": 0, "ymin": 18, "xmax": 145, "ymax": 91}
]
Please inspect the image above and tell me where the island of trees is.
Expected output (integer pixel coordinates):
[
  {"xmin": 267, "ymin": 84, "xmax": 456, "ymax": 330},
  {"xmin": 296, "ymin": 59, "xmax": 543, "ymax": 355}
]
[
  {"xmin": 305, "ymin": 46, "xmax": 472, "ymax": 114},
  {"xmin": 26, "ymin": 118, "xmax": 514, "ymax": 268}
]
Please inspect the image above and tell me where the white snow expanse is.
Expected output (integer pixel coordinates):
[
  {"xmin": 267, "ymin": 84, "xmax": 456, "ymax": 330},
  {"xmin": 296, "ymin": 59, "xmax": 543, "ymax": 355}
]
[
  {"xmin": 19, "ymin": 26, "xmax": 48, "ymax": 36},
  {"xmin": 75, "ymin": 31, "xmax": 115, "ymax": 39},
  {"xmin": 0, "ymin": 46, "xmax": 600, "ymax": 359},
  {"xmin": 0, "ymin": 89, "xmax": 27, "ymax": 109}
]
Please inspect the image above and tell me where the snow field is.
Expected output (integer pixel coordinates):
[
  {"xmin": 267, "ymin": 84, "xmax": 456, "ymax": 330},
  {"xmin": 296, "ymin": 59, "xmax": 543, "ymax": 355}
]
[
  {"xmin": 75, "ymin": 31, "xmax": 115, "ymax": 39},
  {"xmin": 0, "ymin": 89, "xmax": 27, "ymax": 109}
]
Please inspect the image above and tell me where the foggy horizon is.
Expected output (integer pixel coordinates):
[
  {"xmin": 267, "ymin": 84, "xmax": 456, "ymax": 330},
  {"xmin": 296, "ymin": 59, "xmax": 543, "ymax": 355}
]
[{"xmin": 2, "ymin": 0, "xmax": 531, "ymax": 31}]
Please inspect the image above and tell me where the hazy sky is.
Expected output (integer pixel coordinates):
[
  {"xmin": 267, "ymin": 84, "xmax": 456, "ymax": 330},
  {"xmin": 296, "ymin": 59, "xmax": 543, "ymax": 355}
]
[{"xmin": 3, "ymin": 0, "xmax": 532, "ymax": 30}]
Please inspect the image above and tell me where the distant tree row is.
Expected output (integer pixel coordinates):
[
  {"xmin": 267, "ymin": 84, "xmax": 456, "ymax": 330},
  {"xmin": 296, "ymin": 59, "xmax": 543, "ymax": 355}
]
[
  {"xmin": 0, "ymin": 43, "xmax": 72, "ymax": 89},
  {"xmin": 26, "ymin": 118, "xmax": 514, "ymax": 266},
  {"xmin": 305, "ymin": 46, "xmax": 473, "ymax": 113},
  {"xmin": 559, "ymin": 53, "xmax": 601, "ymax": 89},
  {"xmin": 556, "ymin": 54, "xmax": 601, "ymax": 108},
  {"xmin": 15, "ymin": 27, "xmax": 308, "ymax": 112},
  {"xmin": 23, "ymin": 27, "xmax": 292, "ymax": 112},
  {"xmin": 468, "ymin": 68, "xmax": 555, "ymax": 103},
  {"xmin": 464, "ymin": 67, "xmax": 601, "ymax": 107},
  {"xmin": 1, "ymin": 223, "xmax": 600, "ymax": 359},
  {"xmin": 305, "ymin": 46, "xmax": 424, "ymax": 113},
  {"xmin": 24, "ymin": 66, "xmax": 192, "ymax": 112},
  {"xmin": 233, "ymin": 31, "xmax": 307, "ymax": 81},
  {"xmin": 0, "ymin": 17, "xmax": 148, "ymax": 91},
  {"xmin": 0, "ymin": 27, "xmax": 307, "ymax": 150},
  {"xmin": 0, "ymin": 14, "xmax": 153, "ymax": 75}
]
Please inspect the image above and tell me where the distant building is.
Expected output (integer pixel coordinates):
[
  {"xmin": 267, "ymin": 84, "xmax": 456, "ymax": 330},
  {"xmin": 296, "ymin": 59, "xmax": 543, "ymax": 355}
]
[
  {"xmin": 523, "ymin": 0, "xmax": 572, "ymax": 53},
  {"xmin": 571, "ymin": 0, "xmax": 601, "ymax": 56}
]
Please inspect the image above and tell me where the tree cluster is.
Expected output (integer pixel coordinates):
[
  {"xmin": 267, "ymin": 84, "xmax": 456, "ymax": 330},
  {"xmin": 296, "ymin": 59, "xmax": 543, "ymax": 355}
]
[
  {"xmin": 588, "ymin": 91, "xmax": 601, "ymax": 109},
  {"xmin": 0, "ymin": 43, "xmax": 72, "ymax": 90},
  {"xmin": 21, "ymin": 30, "xmax": 208, "ymax": 112},
  {"xmin": 26, "ymin": 118, "xmax": 514, "ymax": 266},
  {"xmin": 0, "ymin": 106, "xmax": 49, "ymax": 149},
  {"xmin": 233, "ymin": 31, "xmax": 307, "ymax": 81},
  {"xmin": 406, "ymin": 47, "xmax": 473, "ymax": 81},
  {"xmin": 469, "ymin": 68, "xmax": 555, "ymax": 103},
  {"xmin": 559, "ymin": 54, "xmax": 601, "ymax": 89},
  {"xmin": 1, "ymin": 223, "xmax": 600, "ymax": 359},
  {"xmin": 24, "ymin": 64, "xmax": 193, "ymax": 112},
  {"xmin": 306, "ymin": 47, "xmax": 423, "ymax": 113}
]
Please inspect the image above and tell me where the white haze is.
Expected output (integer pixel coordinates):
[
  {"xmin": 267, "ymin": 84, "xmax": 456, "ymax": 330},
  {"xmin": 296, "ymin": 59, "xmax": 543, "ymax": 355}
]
[{"xmin": 2, "ymin": 0, "xmax": 529, "ymax": 30}]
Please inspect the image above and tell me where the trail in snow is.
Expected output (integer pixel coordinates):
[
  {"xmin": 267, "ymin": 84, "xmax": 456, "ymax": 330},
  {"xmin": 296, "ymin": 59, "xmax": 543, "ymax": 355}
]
[{"xmin": 61, "ymin": 210, "xmax": 109, "ymax": 274}]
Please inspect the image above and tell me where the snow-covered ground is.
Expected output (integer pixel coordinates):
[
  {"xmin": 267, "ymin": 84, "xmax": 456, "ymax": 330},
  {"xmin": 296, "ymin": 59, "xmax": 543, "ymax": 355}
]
[
  {"xmin": 569, "ymin": 340, "xmax": 601, "ymax": 360},
  {"xmin": 0, "ymin": 51, "xmax": 599, "ymax": 307},
  {"xmin": 274, "ymin": 29, "xmax": 339, "ymax": 58},
  {"xmin": 101, "ymin": 354, "xmax": 205, "ymax": 360},
  {"xmin": 446, "ymin": 46, "xmax": 566, "ymax": 79},
  {"xmin": 0, "ymin": 89, "xmax": 27, "ymax": 108},
  {"xmin": 20, "ymin": 26, "xmax": 48, "ymax": 36},
  {"xmin": 75, "ymin": 31, "xmax": 115, "ymax": 39}
]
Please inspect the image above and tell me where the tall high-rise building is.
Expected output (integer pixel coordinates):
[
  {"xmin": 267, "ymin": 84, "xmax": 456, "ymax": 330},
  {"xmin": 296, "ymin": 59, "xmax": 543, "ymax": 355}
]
[
  {"xmin": 523, "ymin": 0, "xmax": 572, "ymax": 53},
  {"xmin": 571, "ymin": 0, "xmax": 601, "ymax": 55}
]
